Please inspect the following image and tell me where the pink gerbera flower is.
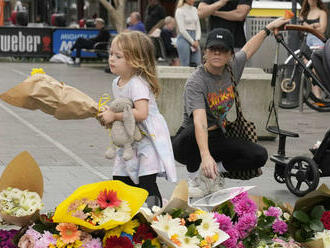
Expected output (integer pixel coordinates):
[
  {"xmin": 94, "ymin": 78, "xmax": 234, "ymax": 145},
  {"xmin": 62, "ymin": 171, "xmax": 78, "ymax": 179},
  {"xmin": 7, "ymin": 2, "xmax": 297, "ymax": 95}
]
[{"xmin": 97, "ymin": 189, "xmax": 121, "ymax": 209}]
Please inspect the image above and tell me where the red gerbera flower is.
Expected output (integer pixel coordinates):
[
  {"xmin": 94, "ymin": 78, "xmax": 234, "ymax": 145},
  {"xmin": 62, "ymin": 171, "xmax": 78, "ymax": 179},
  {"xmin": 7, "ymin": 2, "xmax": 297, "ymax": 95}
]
[
  {"xmin": 133, "ymin": 223, "xmax": 155, "ymax": 244},
  {"xmin": 97, "ymin": 189, "xmax": 121, "ymax": 209},
  {"xmin": 104, "ymin": 236, "xmax": 133, "ymax": 248}
]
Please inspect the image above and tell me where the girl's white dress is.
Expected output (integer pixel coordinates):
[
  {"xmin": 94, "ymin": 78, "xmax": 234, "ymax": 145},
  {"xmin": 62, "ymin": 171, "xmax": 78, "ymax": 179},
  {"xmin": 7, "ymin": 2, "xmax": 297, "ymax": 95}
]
[{"xmin": 111, "ymin": 76, "xmax": 177, "ymax": 184}]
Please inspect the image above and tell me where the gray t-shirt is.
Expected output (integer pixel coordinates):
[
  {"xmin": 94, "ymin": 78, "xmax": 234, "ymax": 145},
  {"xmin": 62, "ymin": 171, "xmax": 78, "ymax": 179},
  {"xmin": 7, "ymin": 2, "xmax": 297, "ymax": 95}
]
[{"xmin": 182, "ymin": 50, "xmax": 247, "ymax": 129}]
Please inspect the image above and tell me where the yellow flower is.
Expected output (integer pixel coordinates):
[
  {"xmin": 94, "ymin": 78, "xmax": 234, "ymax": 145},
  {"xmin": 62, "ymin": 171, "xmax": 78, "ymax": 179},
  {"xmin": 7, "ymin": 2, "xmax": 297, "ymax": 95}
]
[
  {"xmin": 200, "ymin": 239, "xmax": 208, "ymax": 247},
  {"xmin": 194, "ymin": 209, "xmax": 206, "ymax": 216},
  {"xmin": 122, "ymin": 219, "xmax": 140, "ymax": 235},
  {"xmin": 31, "ymin": 68, "xmax": 45, "ymax": 76},
  {"xmin": 151, "ymin": 238, "xmax": 161, "ymax": 248}
]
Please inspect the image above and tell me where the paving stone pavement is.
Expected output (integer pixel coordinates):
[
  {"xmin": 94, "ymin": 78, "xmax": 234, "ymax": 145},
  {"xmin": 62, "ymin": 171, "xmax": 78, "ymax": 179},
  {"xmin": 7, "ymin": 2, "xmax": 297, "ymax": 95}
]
[{"xmin": 0, "ymin": 62, "xmax": 329, "ymax": 212}]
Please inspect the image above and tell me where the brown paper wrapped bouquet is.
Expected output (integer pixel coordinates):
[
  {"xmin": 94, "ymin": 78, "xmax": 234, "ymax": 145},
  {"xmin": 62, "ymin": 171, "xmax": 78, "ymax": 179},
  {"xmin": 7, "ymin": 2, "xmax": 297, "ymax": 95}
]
[{"xmin": 0, "ymin": 68, "xmax": 98, "ymax": 120}]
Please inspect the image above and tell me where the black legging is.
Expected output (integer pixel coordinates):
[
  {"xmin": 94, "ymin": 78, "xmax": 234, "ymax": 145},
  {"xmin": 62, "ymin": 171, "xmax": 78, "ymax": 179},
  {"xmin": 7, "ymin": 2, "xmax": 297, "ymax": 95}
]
[
  {"xmin": 172, "ymin": 125, "xmax": 268, "ymax": 173},
  {"xmin": 113, "ymin": 174, "xmax": 162, "ymax": 207},
  {"xmin": 71, "ymin": 37, "xmax": 94, "ymax": 58}
]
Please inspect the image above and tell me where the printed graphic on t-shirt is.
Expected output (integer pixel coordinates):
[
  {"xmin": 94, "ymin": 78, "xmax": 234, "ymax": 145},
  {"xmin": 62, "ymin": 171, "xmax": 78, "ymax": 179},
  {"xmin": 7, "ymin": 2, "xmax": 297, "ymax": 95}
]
[{"xmin": 207, "ymin": 85, "xmax": 235, "ymax": 126}]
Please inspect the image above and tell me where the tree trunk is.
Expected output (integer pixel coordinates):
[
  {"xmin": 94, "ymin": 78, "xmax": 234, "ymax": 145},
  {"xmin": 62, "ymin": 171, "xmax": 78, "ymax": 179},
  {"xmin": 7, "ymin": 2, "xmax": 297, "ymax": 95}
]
[{"xmin": 98, "ymin": 0, "xmax": 126, "ymax": 32}]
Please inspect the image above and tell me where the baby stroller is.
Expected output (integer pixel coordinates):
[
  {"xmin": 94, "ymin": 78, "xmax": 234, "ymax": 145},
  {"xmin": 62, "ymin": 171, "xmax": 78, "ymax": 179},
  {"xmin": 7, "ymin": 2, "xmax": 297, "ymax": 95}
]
[
  {"xmin": 279, "ymin": 25, "xmax": 330, "ymax": 111},
  {"xmin": 266, "ymin": 24, "xmax": 330, "ymax": 196}
]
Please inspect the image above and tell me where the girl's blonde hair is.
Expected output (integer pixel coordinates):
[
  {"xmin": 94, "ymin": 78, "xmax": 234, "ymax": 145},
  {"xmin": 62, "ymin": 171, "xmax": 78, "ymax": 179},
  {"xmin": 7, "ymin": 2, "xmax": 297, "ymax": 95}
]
[{"xmin": 111, "ymin": 31, "xmax": 160, "ymax": 96}]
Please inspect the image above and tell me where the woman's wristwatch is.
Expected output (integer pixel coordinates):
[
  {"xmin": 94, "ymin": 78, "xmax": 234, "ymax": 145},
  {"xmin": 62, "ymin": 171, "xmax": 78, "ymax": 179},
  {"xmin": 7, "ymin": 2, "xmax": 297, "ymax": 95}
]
[{"xmin": 263, "ymin": 27, "xmax": 271, "ymax": 36}]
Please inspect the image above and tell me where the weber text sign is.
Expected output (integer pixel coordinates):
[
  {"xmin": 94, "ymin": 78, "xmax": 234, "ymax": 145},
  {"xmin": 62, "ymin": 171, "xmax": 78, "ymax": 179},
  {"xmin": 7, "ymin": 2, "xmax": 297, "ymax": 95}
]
[{"xmin": 0, "ymin": 27, "xmax": 53, "ymax": 57}]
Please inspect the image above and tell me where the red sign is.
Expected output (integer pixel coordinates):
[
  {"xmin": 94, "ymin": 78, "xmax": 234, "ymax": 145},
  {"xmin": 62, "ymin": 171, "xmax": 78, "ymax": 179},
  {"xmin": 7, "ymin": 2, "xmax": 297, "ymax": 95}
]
[{"xmin": 0, "ymin": 0, "xmax": 4, "ymax": 26}]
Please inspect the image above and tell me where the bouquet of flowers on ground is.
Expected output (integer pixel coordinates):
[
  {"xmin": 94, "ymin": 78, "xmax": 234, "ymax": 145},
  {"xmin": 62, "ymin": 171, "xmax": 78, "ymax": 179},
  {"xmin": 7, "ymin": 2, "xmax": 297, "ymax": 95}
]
[
  {"xmin": 214, "ymin": 192, "xmax": 295, "ymax": 248},
  {"xmin": 151, "ymin": 208, "xmax": 229, "ymax": 248},
  {"xmin": 102, "ymin": 214, "xmax": 161, "ymax": 248},
  {"xmin": 53, "ymin": 181, "xmax": 148, "ymax": 230},
  {"xmin": 289, "ymin": 184, "xmax": 330, "ymax": 248},
  {"xmin": 16, "ymin": 214, "xmax": 102, "ymax": 248},
  {"xmin": 0, "ymin": 187, "xmax": 43, "ymax": 218}
]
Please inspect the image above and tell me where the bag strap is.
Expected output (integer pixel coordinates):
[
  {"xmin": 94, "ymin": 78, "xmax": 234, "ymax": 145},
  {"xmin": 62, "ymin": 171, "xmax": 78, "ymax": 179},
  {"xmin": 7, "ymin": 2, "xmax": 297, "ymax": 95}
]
[{"xmin": 227, "ymin": 66, "xmax": 244, "ymax": 119}]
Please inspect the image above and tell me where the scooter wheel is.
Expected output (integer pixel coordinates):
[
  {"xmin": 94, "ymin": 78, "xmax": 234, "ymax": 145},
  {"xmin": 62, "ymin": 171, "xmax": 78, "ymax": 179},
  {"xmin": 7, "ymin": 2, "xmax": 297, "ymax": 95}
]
[
  {"xmin": 274, "ymin": 164, "xmax": 285, "ymax": 184},
  {"xmin": 284, "ymin": 156, "xmax": 319, "ymax": 197}
]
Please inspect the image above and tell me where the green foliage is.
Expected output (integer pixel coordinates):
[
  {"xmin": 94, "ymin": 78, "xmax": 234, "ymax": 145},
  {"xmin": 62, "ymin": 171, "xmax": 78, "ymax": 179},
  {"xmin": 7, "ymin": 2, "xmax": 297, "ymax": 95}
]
[
  {"xmin": 170, "ymin": 208, "xmax": 186, "ymax": 219},
  {"xmin": 141, "ymin": 239, "xmax": 158, "ymax": 248},
  {"xmin": 262, "ymin": 197, "xmax": 276, "ymax": 209},
  {"xmin": 186, "ymin": 224, "xmax": 197, "ymax": 237},
  {"xmin": 291, "ymin": 205, "xmax": 325, "ymax": 242},
  {"xmin": 310, "ymin": 205, "xmax": 326, "ymax": 220},
  {"xmin": 215, "ymin": 201, "xmax": 235, "ymax": 218}
]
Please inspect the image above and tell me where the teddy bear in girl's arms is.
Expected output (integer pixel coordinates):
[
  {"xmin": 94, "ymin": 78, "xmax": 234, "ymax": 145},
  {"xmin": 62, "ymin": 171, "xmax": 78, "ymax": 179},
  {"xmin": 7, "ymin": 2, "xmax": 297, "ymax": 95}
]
[{"xmin": 99, "ymin": 97, "xmax": 142, "ymax": 160}]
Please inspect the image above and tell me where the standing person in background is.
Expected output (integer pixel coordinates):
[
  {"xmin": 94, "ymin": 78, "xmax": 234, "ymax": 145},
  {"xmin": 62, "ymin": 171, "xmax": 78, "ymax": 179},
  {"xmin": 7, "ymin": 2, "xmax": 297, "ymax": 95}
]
[
  {"xmin": 300, "ymin": 0, "xmax": 327, "ymax": 98},
  {"xmin": 67, "ymin": 18, "xmax": 110, "ymax": 66},
  {"xmin": 145, "ymin": 0, "xmax": 166, "ymax": 33},
  {"xmin": 175, "ymin": 0, "xmax": 201, "ymax": 67},
  {"xmin": 160, "ymin": 16, "xmax": 179, "ymax": 66},
  {"xmin": 127, "ymin": 12, "xmax": 146, "ymax": 33},
  {"xmin": 198, "ymin": 0, "xmax": 252, "ymax": 50}
]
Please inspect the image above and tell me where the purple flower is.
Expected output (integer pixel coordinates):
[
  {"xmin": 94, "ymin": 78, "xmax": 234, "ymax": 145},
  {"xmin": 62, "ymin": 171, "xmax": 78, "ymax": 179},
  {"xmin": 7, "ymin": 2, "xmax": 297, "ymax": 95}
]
[
  {"xmin": 231, "ymin": 192, "xmax": 249, "ymax": 205},
  {"xmin": 234, "ymin": 198, "xmax": 257, "ymax": 217},
  {"xmin": 235, "ymin": 213, "xmax": 257, "ymax": 239},
  {"xmin": 222, "ymin": 228, "xmax": 239, "ymax": 248},
  {"xmin": 264, "ymin": 207, "xmax": 282, "ymax": 218},
  {"xmin": 84, "ymin": 238, "xmax": 103, "ymax": 248},
  {"xmin": 272, "ymin": 219, "xmax": 288, "ymax": 235},
  {"xmin": 35, "ymin": 231, "xmax": 56, "ymax": 248},
  {"xmin": 26, "ymin": 226, "xmax": 42, "ymax": 240},
  {"xmin": 0, "ymin": 229, "xmax": 19, "ymax": 248},
  {"xmin": 214, "ymin": 212, "xmax": 233, "ymax": 231}
]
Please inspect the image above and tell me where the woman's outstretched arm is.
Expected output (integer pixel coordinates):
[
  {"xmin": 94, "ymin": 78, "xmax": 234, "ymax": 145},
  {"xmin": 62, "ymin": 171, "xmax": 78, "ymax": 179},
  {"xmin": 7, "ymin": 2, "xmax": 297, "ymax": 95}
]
[{"xmin": 242, "ymin": 17, "xmax": 289, "ymax": 60}]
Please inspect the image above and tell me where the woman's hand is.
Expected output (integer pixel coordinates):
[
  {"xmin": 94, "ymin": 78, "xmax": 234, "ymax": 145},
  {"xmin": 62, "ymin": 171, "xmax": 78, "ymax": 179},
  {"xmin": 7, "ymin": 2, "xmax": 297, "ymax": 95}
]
[
  {"xmin": 266, "ymin": 17, "xmax": 290, "ymax": 32},
  {"xmin": 201, "ymin": 154, "xmax": 219, "ymax": 179},
  {"xmin": 192, "ymin": 40, "xmax": 199, "ymax": 49}
]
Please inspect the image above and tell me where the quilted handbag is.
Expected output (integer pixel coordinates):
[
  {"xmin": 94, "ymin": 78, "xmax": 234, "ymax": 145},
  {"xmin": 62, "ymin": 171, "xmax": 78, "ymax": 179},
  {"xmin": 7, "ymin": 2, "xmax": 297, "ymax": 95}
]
[
  {"xmin": 225, "ymin": 85, "xmax": 258, "ymax": 143},
  {"xmin": 223, "ymin": 69, "xmax": 261, "ymax": 180}
]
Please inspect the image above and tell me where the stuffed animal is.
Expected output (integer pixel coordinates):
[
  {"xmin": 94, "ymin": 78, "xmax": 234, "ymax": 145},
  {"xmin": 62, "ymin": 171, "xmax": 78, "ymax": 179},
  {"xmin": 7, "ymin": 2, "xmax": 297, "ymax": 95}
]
[{"xmin": 104, "ymin": 97, "xmax": 143, "ymax": 160}]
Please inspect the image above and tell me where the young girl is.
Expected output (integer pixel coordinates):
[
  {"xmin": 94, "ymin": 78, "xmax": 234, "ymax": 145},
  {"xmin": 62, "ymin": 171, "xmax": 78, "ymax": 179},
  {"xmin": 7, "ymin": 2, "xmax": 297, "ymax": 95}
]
[{"xmin": 98, "ymin": 31, "xmax": 177, "ymax": 207}]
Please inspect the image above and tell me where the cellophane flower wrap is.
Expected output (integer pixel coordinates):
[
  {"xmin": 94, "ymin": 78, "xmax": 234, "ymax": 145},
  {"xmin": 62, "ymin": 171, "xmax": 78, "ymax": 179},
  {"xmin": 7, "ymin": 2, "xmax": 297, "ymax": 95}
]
[
  {"xmin": 52, "ymin": 180, "xmax": 148, "ymax": 230},
  {"xmin": 145, "ymin": 181, "xmax": 229, "ymax": 248},
  {"xmin": 0, "ymin": 187, "xmax": 43, "ymax": 217}
]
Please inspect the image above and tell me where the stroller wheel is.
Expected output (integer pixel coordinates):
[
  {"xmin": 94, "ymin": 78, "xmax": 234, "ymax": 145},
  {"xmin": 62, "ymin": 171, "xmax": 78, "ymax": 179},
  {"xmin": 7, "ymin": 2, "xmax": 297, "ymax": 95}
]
[
  {"xmin": 274, "ymin": 164, "xmax": 286, "ymax": 183},
  {"xmin": 284, "ymin": 156, "xmax": 319, "ymax": 197},
  {"xmin": 281, "ymin": 78, "xmax": 296, "ymax": 93}
]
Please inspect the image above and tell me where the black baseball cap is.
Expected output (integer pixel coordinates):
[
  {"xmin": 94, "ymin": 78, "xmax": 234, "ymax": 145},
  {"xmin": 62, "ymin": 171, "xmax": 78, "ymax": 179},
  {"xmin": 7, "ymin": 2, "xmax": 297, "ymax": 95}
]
[{"xmin": 205, "ymin": 28, "xmax": 234, "ymax": 52}]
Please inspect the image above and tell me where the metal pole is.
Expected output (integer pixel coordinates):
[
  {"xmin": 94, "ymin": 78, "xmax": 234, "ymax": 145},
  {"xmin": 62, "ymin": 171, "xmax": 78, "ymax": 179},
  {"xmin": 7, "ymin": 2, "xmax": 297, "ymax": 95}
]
[{"xmin": 286, "ymin": 0, "xmax": 301, "ymax": 103}]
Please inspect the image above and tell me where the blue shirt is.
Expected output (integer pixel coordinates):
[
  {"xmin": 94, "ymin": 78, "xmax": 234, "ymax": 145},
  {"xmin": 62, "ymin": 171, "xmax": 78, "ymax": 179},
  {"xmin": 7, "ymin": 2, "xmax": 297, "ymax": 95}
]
[{"xmin": 127, "ymin": 21, "xmax": 146, "ymax": 33}]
